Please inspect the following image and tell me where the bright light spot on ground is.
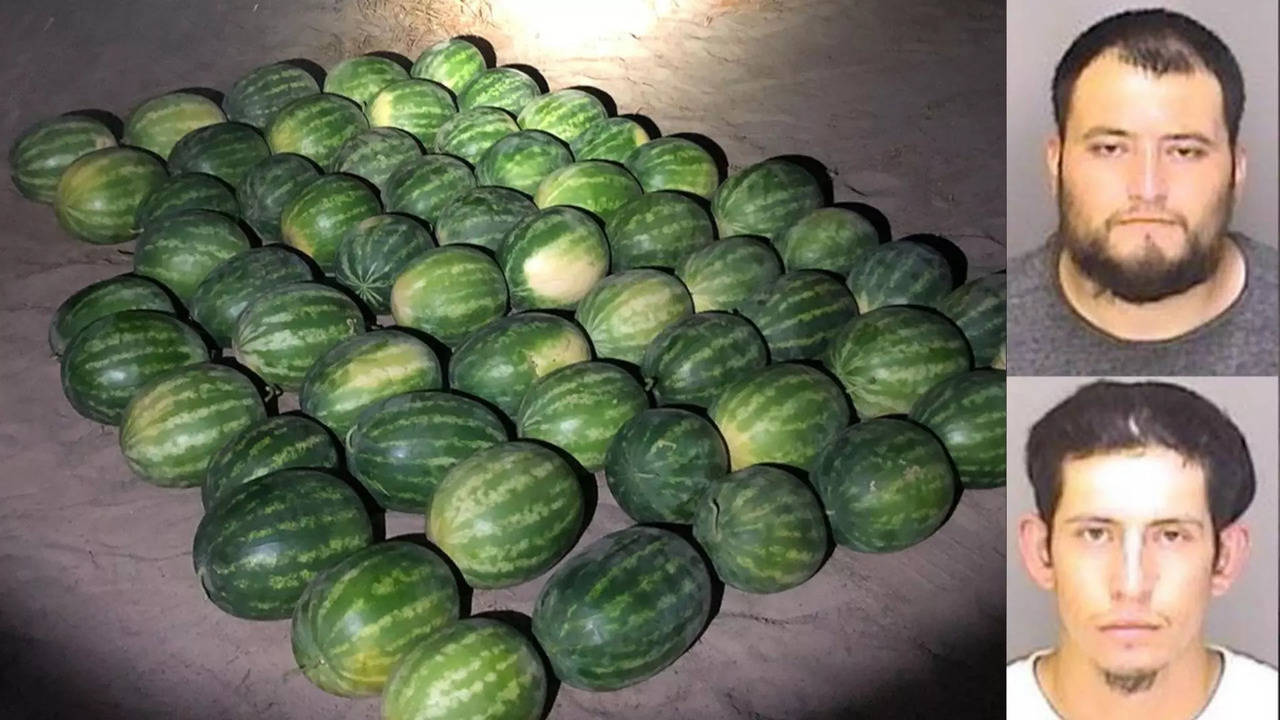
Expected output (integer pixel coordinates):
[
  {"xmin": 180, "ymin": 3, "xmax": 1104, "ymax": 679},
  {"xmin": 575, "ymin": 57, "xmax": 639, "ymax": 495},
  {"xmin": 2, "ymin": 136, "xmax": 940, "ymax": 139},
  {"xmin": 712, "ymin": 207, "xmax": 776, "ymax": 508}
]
[{"xmin": 491, "ymin": 0, "xmax": 678, "ymax": 50}]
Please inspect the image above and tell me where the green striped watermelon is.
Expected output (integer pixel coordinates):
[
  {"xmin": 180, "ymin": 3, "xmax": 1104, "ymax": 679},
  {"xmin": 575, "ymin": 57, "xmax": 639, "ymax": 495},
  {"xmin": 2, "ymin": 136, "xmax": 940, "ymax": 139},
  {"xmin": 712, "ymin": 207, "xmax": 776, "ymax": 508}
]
[
  {"xmin": 641, "ymin": 312, "xmax": 768, "ymax": 407},
  {"xmin": 236, "ymin": 153, "xmax": 320, "ymax": 243},
  {"xmin": 193, "ymin": 468, "xmax": 372, "ymax": 619},
  {"xmin": 54, "ymin": 147, "xmax": 167, "ymax": 244},
  {"xmin": 738, "ymin": 270, "xmax": 857, "ymax": 361},
  {"xmin": 334, "ymin": 214, "xmax": 435, "ymax": 314},
  {"xmin": 533, "ymin": 160, "xmax": 642, "ymax": 223},
  {"xmin": 347, "ymin": 391, "xmax": 508, "ymax": 512},
  {"xmin": 517, "ymin": 89, "xmax": 607, "ymax": 146},
  {"xmin": 846, "ymin": 239, "xmax": 953, "ymax": 311},
  {"xmin": 292, "ymin": 540, "xmax": 460, "ymax": 697},
  {"xmin": 280, "ymin": 173, "xmax": 382, "ymax": 271},
  {"xmin": 329, "ymin": 127, "xmax": 423, "ymax": 192},
  {"xmin": 433, "ymin": 106, "xmax": 519, "ymax": 165},
  {"xmin": 711, "ymin": 158, "xmax": 823, "ymax": 241},
  {"xmin": 824, "ymin": 305, "xmax": 971, "ymax": 418},
  {"xmin": 383, "ymin": 618, "xmax": 546, "ymax": 720},
  {"xmin": 456, "ymin": 66, "xmax": 541, "ymax": 115},
  {"xmin": 190, "ymin": 245, "xmax": 314, "ymax": 347},
  {"xmin": 299, "ymin": 330, "xmax": 442, "ymax": 440},
  {"xmin": 709, "ymin": 363, "xmax": 850, "ymax": 471},
  {"xmin": 48, "ymin": 274, "xmax": 177, "ymax": 357},
  {"xmin": 123, "ymin": 92, "xmax": 225, "ymax": 160},
  {"xmin": 366, "ymin": 78, "xmax": 457, "ymax": 148},
  {"xmin": 119, "ymin": 362, "xmax": 266, "ymax": 487},
  {"xmin": 324, "ymin": 55, "xmax": 409, "ymax": 111},
  {"xmin": 574, "ymin": 269, "xmax": 692, "ymax": 365},
  {"xmin": 909, "ymin": 369, "xmax": 1006, "ymax": 489},
  {"xmin": 448, "ymin": 312, "xmax": 593, "ymax": 418},
  {"xmin": 132, "ymin": 210, "xmax": 252, "ymax": 305},
  {"xmin": 224, "ymin": 61, "xmax": 321, "ymax": 131},
  {"xmin": 389, "ymin": 245, "xmax": 508, "ymax": 346},
  {"xmin": 233, "ymin": 281, "xmax": 365, "ymax": 391},
  {"xmin": 475, "ymin": 130, "xmax": 573, "ymax": 196},
  {"xmin": 9, "ymin": 114, "xmax": 116, "ymax": 203},
  {"xmin": 499, "ymin": 206, "xmax": 609, "ymax": 311},
  {"xmin": 517, "ymin": 361, "xmax": 648, "ymax": 472},
  {"xmin": 624, "ymin": 136, "xmax": 719, "ymax": 199},
  {"xmin": 811, "ymin": 417, "xmax": 957, "ymax": 552},
  {"xmin": 532, "ymin": 525, "xmax": 711, "ymax": 691},
  {"xmin": 203, "ymin": 413, "xmax": 341, "ymax": 509},
  {"xmin": 692, "ymin": 465, "xmax": 828, "ymax": 593},
  {"xmin": 935, "ymin": 272, "xmax": 1006, "ymax": 368},
  {"xmin": 167, "ymin": 122, "xmax": 270, "ymax": 189},
  {"xmin": 60, "ymin": 310, "xmax": 209, "ymax": 425},
  {"xmin": 434, "ymin": 185, "xmax": 534, "ymax": 252},
  {"xmin": 604, "ymin": 407, "xmax": 728, "ymax": 524},
  {"xmin": 134, "ymin": 172, "xmax": 239, "ymax": 229},
  {"xmin": 775, "ymin": 206, "xmax": 880, "ymax": 275},
  {"xmin": 571, "ymin": 116, "xmax": 650, "ymax": 164},
  {"xmin": 606, "ymin": 191, "xmax": 715, "ymax": 271},
  {"xmin": 382, "ymin": 153, "xmax": 476, "ymax": 227},
  {"xmin": 676, "ymin": 236, "xmax": 782, "ymax": 312},
  {"xmin": 429, "ymin": 440, "xmax": 583, "ymax": 588},
  {"xmin": 266, "ymin": 93, "xmax": 369, "ymax": 168},
  {"xmin": 410, "ymin": 38, "xmax": 487, "ymax": 93}
]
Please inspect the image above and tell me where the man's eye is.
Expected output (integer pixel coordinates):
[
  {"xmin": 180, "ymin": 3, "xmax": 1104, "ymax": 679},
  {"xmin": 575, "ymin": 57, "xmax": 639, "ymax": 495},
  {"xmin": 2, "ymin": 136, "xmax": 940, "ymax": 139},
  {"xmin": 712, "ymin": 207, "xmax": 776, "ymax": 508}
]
[
  {"xmin": 1170, "ymin": 146, "xmax": 1207, "ymax": 160},
  {"xmin": 1089, "ymin": 143, "xmax": 1123, "ymax": 157},
  {"xmin": 1080, "ymin": 527, "xmax": 1110, "ymax": 542},
  {"xmin": 1159, "ymin": 529, "xmax": 1187, "ymax": 543}
]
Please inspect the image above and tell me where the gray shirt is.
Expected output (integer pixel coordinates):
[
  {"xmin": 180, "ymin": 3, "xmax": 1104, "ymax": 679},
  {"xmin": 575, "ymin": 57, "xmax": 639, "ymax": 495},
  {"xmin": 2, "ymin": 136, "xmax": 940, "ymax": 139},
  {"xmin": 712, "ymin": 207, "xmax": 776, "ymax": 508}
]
[{"xmin": 1007, "ymin": 234, "xmax": 1279, "ymax": 376}]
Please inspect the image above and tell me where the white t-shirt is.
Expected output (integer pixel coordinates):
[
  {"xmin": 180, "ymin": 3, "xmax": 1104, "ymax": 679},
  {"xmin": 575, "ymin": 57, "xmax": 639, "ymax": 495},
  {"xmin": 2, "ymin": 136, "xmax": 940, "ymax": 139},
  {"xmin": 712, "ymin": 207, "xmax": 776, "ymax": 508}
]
[{"xmin": 1006, "ymin": 646, "xmax": 1279, "ymax": 719}]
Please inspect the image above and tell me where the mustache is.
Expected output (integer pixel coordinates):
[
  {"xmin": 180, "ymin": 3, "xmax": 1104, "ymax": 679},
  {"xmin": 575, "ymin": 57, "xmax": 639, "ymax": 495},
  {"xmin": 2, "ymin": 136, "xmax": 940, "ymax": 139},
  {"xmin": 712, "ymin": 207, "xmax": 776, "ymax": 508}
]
[{"xmin": 1105, "ymin": 209, "xmax": 1188, "ymax": 231}]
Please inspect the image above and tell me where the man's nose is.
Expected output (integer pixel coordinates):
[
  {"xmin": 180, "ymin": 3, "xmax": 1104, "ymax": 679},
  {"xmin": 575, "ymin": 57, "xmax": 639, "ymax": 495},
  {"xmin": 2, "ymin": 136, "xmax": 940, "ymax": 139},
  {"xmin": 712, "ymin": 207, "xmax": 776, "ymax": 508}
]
[
  {"xmin": 1112, "ymin": 532, "xmax": 1154, "ymax": 601},
  {"xmin": 1128, "ymin": 144, "xmax": 1168, "ymax": 205}
]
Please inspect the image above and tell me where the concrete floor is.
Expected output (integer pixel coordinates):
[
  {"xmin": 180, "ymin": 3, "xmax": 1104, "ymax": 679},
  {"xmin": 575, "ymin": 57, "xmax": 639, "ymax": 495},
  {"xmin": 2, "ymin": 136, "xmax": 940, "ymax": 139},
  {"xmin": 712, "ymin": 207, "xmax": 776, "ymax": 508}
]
[{"xmin": 0, "ymin": 1, "xmax": 1006, "ymax": 718}]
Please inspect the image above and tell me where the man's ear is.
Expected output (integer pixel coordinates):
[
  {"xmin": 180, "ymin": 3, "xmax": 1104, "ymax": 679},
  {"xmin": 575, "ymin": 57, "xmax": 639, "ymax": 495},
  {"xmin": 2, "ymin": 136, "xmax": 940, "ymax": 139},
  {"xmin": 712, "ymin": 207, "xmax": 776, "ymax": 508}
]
[
  {"xmin": 1210, "ymin": 523, "xmax": 1251, "ymax": 597},
  {"xmin": 1232, "ymin": 144, "xmax": 1247, "ymax": 196},
  {"xmin": 1046, "ymin": 134, "xmax": 1062, "ymax": 200},
  {"xmin": 1019, "ymin": 513, "xmax": 1056, "ymax": 591}
]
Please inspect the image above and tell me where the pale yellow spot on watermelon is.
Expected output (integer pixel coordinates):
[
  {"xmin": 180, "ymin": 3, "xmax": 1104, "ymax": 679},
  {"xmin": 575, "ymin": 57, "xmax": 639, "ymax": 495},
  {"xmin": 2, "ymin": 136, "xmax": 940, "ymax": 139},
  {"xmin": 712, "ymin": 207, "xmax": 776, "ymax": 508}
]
[
  {"xmin": 523, "ymin": 246, "xmax": 604, "ymax": 305},
  {"xmin": 366, "ymin": 93, "xmax": 394, "ymax": 127},
  {"xmin": 529, "ymin": 331, "xmax": 591, "ymax": 376},
  {"xmin": 717, "ymin": 422, "xmax": 757, "ymax": 471}
]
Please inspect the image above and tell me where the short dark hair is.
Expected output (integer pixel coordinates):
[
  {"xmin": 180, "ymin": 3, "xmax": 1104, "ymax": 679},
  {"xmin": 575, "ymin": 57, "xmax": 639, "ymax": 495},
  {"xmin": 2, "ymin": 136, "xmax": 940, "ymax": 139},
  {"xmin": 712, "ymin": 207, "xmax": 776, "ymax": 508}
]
[{"xmin": 1052, "ymin": 9, "xmax": 1246, "ymax": 146}]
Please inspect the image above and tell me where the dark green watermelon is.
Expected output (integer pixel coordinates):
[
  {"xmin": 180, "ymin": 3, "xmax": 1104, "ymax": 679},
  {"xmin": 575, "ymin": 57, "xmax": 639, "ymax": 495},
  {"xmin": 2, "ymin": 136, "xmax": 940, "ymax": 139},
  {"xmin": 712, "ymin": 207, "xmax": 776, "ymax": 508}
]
[
  {"xmin": 9, "ymin": 114, "xmax": 116, "ymax": 203},
  {"xmin": 266, "ymin": 93, "xmax": 369, "ymax": 168},
  {"xmin": 324, "ymin": 55, "xmax": 409, "ymax": 112},
  {"xmin": 433, "ymin": 106, "xmax": 519, "ymax": 165},
  {"xmin": 533, "ymin": 160, "xmax": 643, "ymax": 223},
  {"xmin": 132, "ymin": 210, "xmax": 252, "ymax": 305},
  {"xmin": 845, "ymin": 239, "xmax": 953, "ymax": 311},
  {"xmin": 280, "ymin": 173, "xmax": 382, "ymax": 271},
  {"xmin": 640, "ymin": 311, "xmax": 768, "ymax": 407},
  {"xmin": 224, "ymin": 61, "xmax": 321, "ymax": 131},
  {"xmin": 334, "ymin": 214, "xmax": 435, "ymax": 314},
  {"xmin": 456, "ymin": 67, "xmax": 541, "ymax": 116},
  {"xmin": 499, "ymin": 206, "xmax": 609, "ymax": 311},
  {"xmin": 604, "ymin": 408, "xmax": 728, "ymax": 524},
  {"xmin": 605, "ymin": 191, "xmax": 715, "ymax": 271},
  {"xmin": 329, "ymin": 127, "xmax": 423, "ymax": 192},
  {"xmin": 711, "ymin": 158, "xmax": 823, "ymax": 241},
  {"xmin": 134, "ymin": 173, "xmax": 239, "ymax": 230},
  {"xmin": 233, "ymin": 281, "xmax": 365, "ymax": 391},
  {"xmin": 516, "ymin": 89, "xmax": 608, "ymax": 146},
  {"xmin": 189, "ymin": 245, "xmax": 314, "ymax": 347},
  {"xmin": 236, "ymin": 153, "xmax": 321, "ymax": 243},
  {"xmin": 366, "ymin": 78, "xmax": 457, "ymax": 148},
  {"xmin": 475, "ymin": 129, "xmax": 573, "ymax": 196},
  {"xmin": 574, "ymin": 269, "xmax": 693, "ymax": 365},
  {"xmin": 202, "ymin": 414, "xmax": 341, "ymax": 509},
  {"xmin": 738, "ymin": 270, "xmax": 857, "ymax": 361},
  {"xmin": 389, "ymin": 245, "xmax": 508, "ymax": 346},
  {"xmin": 382, "ymin": 153, "xmax": 477, "ymax": 227},
  {"xmin": 571, "ymin": 116, "xmax": 650, "ymax": 164},
  {"xmin": 775, "ymin": 206, "xmax": 880, "ymax": 275},
  {"xmin": 935, "ymin": 273, "xmax": 1006, "ymax": 368},
  {"xmin": 517, "ymin": 361, "xmax": 648, "ymax": 472},
  {"xmin": 54, "ymin": 147, "xmax": 167, "ymax": 244},
  {"xmin": 676, "ymin": 236, "xmax": 783, "ymax": 312},
  {"xmin": 410, "ymin": 38, "xmax": 487, "ymax": 93},
  {"xmin": 167, "ymin": 122, "xmax": 270, "ymax": 189},
  {"xmin": 48, "ymin": 274, "xmax": 177, "ymax": 357},
  {"xmin": 434, "ymin": 185, "xmax": 535, "ymax": 252},
  {"xmin": 624, "ymin": 136, "xmax": 719, "ymax": 199},
  {"xmin": 909, "ymin": 369, "xmax": 1006, "ymax": 489},
  {"xmin": 123, "ymin": 92, "xmax": 225, "ymax": 160}
]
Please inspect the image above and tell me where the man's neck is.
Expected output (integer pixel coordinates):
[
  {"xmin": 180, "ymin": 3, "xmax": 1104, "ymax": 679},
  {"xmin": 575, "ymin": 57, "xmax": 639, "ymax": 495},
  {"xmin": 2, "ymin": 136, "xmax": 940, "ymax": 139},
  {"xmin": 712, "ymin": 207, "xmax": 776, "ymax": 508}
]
[
  {"xmin": 1036, "ymin": 640, "xmax": 1222, "ymax": 720},
  {"xmin": 1056, "ymin": 235, "xmax": 1246, "ymax": 342}
]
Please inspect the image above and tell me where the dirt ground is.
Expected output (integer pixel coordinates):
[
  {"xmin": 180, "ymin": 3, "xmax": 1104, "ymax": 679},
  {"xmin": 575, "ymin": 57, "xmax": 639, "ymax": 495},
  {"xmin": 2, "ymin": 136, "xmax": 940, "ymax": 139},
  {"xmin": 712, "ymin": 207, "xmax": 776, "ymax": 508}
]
[{"xmin": 0, "ymin": 1, "xmax": 1006, "ymax": 718}]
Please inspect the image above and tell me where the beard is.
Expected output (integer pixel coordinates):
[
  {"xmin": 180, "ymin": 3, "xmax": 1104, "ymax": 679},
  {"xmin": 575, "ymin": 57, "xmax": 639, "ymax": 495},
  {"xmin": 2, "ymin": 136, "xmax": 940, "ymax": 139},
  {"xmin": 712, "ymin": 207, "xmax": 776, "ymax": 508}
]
[{"xmin": 1101, "ymin": 667, "xmax": 1160, "ymax": 695}]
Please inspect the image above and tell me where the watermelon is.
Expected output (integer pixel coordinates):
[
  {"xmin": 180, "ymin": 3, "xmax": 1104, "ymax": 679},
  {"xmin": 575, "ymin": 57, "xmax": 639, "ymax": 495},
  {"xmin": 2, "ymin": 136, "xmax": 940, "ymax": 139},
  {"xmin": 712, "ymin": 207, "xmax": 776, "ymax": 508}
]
[
  {"xmin": 711, "ymin": 158, "xmax": 823, "ymax": 241},
  {"xmin": 909, "ymin": 369, "xmax": 1006, "ymax": 489},
  {"xmin": 119, "ymin": 362, "xmax": 266, "ymax": 487},
  {"xmin": 434, "ymin": 185, "xmax": 535, "ymax": 252},
  {"xmin": 604, "ymin": 408, "xmax": 728, "ymax": 524},
  {"xmin": 389, "ymin": 245, "xmax": 508, "ymax": 346},
  {"xmin": 382, "ymin": 153, "xmax": 476, "ymax": 227},
  {"xmin": 123, "ymin": 92, "xmax": 226, "ymax": 160},
  {"xmin": 132, "ymin": 210, "xmax": 252, "ymax": 305},
  {"xmin": 236, "ymin": 153, "xmax": 321, "ymax": 243},
  {"xmin": 60, "ymin": 310, "xmax": 209, "ymax": 425},
  {"xmin": 499, "ymin": 206, "xmax": 609, "ymax": 311},
  {"xmin": 292, "ymin": 540, "xmax": 460, "ymax": 697},
  {"xmin": 709, "ymin": 363, "xmax": 850, "ymax": 472},
  {"xmin": 811, "ymin": 417, "xmax": 957, "ymax": 552},
  {"xmin": 775, "ymin": 206, "xmax": 880, "ymax": 276},
  {"xmin": 433, "ymin": 106, "xmax": 519, "ymax": 165},
  {"xmin": 429, "ymin": 440, "xmax": 583, "ymax": 588},
  {"xmin": 845, "ymin": 239, "xmax": 953, "ymax": 311},
  {"xmin": 280, "ymin": 173, "xmax": 382, "ymax": 271},
  {"xmin": 692, "ymin": 465, "xmax": 828, "ymax": 593},
  {"xmin": 935, "ymin": 272, "xmax": 1006, "ymax": 368},
  {"xmin": 366, "ymin": 78, "xmax": 457, "ymax": 148},
  {"xmin": 190, "ymin": 245, "xmax": 314, "ymax": 347},
  {"xmin": 824, "ymin": 305, "xmax": 971, "ymax": 418},
  {"xmin": 9, "ymin": 114, "xmax": 116, "ymax": 203},
  {"xmin": 738, "ymin": 270, "xmax": 857, "ymax": 361},
  {"xmin": 383, "ymin": 618, "xmax": 546, "ymax": 720},
  {"xmin": 516, "ymin": 89, "xmax": 608, "ymax": 146},
  {"xmin": 134, "ymin": 172, "xmax": 238, "ymax": 229},
  {"xmin": 676, "ymin": 236, "xmax": 782, "ymax": 312},
  {"xmin": 167, "ymin": 122, "xmax": 270, "ymax": 189},
  {"xmin": 992, "ymin": 341, "xmax": 1006, "ymax": 370},
  {"xmin": 532, "ymin": 526, "xmax": 711, "ymax": 691},
  {"xmin": 606, "ymin": 191, "xmax": 715, "ymax": 271},
  {"xmin": 347, "ymin": 391, "xmax": 508, "ymax": 512},
  {"xmin": 329, "ymin": 127, "xmax": 423, "ymax": 192},
  {"xmin": 224, "ymin": 61, "xmax": 321, "ymax": 131},
  {"xmin": 410, "ymin": 38, "xmax": 487, "ymax": 93},
  {"xmin": 475, "ymin": 130, "xmax": 573, "ymax": 196},
  {"xmin": 574, "ymin": 269, "xmax": 693, "ymax": 365},
  {"xmin": 456, "ymin": 66, "xmax": 541, "ymax": 115},
  {"xmin": 624, "ymin": 136, "xmax": 719, "ymax": 199},
  {"xmin": 533, "ymin": 160, "xmax": 642, "ymax": 223},
  {"xmin": 233, "ymin": 281, "xmax": 365, "ymax": 391},
  {"xmin": 334, "ymin": 214, "xmax": 435, "ymax": 314},
  {"xmin": 516, "ymin": 361, "xmax": 648, "ymax": 472},
  {"xmin": 203, "ymin": 413, "xmax": 341, "ymax": 509},
  {"xmin": 266, "ymin": 93, "xmax": 369, "ymax": 168},
  {"xmin": 49, "ymin": 274, "xmax": 177, "ymax": 357},
  {"xmin": 641, "ymin": 312, "xmax": 768, "ymax": 407},
  {"xmin": 299, "ymin": 330, "xmax": 443, "ymax": 440},
  {"xmin": 54, "ymin": 147, "xmax": 167, "ymax": 244},
  {"xmin": 448, "ymin": 312, "xmax": 593, "ymax": 418},
  {"xmin": 193, "ymin": 468, "xmax": 372, "ymax": 619},
  {"xmin": 571, "ymin": 116, "xmax": 650, "ymax": 164},
  {"xmin": 324, "ymin": 55, "xmax": 409, "ymax": 111}
]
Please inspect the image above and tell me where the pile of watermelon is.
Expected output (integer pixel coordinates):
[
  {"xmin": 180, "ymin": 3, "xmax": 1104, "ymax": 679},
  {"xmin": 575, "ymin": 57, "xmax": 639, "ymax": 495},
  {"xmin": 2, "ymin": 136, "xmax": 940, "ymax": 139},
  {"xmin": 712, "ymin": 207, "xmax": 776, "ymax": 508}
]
[{"xmin": 13, "ymin": 35, "xmax": 1006, "ymax": 719}]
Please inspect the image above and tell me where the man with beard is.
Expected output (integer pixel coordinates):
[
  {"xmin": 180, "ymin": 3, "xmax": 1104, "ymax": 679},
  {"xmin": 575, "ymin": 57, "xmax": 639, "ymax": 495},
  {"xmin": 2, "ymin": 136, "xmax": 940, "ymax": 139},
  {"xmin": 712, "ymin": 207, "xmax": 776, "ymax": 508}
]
[
  {"xmin": 1008, "ymin": 9, "xmax": 1278, "ymax": 375},
  {"xmin": 1008, "ymin": 381, "xmax": 1277, "ymax": 718}
]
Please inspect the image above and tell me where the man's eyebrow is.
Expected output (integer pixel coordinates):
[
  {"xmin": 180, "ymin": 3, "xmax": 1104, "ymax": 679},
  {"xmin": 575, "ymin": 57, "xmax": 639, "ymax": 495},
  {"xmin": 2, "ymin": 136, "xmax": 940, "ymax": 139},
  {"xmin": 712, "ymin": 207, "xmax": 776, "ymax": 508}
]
[
  {"xmin": 1061, "ymin": 514, "xmax": 1205, "ymax": 528},
  {"xmin": 1162, "ymin": 132, "xmax": 1214, "ymax": 145},
  {"xmin": 1080, "ymin": 126, "xmax": 1132, "ymax": 140}
]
